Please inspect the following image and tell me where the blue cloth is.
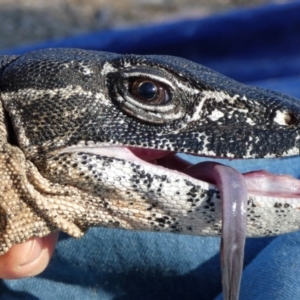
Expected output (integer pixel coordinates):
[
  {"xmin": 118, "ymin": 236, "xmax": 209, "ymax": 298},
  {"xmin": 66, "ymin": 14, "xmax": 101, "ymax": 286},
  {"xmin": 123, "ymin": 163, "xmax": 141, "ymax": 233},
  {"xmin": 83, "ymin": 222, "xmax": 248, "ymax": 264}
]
[{"xmin": 2, "ymin": 1, "xmax": 300, "ymax": 299}]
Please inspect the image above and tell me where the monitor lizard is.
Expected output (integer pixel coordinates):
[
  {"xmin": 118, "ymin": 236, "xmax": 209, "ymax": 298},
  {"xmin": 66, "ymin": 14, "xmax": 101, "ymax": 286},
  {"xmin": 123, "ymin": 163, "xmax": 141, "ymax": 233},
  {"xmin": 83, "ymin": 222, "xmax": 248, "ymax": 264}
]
[{"xmin": 1, "ymin": 48, "xmax": 300, "ymax": 299}]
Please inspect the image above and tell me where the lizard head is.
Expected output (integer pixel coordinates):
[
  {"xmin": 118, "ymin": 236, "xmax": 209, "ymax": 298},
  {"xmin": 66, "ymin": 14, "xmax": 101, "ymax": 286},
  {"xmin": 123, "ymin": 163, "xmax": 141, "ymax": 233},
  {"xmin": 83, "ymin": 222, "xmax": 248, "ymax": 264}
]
[
  {"xmin": 2, "ymin": 48, "xmax": 300, "ymax": 299},
  {"xmin": 1, "ymin": 48, "xmax": 300, "ymax": 159}
]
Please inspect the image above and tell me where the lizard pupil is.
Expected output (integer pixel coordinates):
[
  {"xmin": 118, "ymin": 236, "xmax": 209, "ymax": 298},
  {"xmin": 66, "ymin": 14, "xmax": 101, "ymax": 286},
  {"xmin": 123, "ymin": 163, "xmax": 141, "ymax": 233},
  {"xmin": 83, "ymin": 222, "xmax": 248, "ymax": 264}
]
[
  {"xmin": 129, "ymin": 77, "xmax": 170, "ymax": 105},
  {"xmin": 138, "ymin": 81, "xmax": 157, "ymax": 100}
]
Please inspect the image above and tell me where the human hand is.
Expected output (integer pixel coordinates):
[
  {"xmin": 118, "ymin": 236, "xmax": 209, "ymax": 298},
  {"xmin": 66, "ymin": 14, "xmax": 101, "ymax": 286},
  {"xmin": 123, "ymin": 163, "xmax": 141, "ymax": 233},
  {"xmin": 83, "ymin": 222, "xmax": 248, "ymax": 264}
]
[{"xmin": 0, "ymin": 232, "xmax": 59, "ymax": 279}]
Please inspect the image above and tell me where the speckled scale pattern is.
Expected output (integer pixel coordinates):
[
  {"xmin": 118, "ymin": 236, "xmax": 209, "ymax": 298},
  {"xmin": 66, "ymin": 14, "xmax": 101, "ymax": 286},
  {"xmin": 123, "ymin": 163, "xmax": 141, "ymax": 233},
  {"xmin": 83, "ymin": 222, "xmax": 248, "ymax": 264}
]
[
  {"xmin": 43, "ymin": 151, "xmax": 223, "ymax": 234},
  {"xmin": 1, "ymin": 48, "xmax": 300, "ymax": 254}
]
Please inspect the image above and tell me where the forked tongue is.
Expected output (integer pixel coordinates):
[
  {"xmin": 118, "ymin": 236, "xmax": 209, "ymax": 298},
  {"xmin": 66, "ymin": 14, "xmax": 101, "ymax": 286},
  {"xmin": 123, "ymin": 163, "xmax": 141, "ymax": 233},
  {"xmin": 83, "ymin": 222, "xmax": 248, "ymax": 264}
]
[{"xmin": 184, "ymin": 162, "xmax": 247, "ymax": 300}]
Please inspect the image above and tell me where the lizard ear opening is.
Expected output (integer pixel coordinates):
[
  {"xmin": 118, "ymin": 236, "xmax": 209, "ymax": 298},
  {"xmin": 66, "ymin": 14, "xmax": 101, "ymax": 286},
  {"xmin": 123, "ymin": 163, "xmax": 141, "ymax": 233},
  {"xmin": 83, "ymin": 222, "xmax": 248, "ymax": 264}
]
[{"xmin": 4, "ymin": 110, "xmax": 19, "ymax": 147}]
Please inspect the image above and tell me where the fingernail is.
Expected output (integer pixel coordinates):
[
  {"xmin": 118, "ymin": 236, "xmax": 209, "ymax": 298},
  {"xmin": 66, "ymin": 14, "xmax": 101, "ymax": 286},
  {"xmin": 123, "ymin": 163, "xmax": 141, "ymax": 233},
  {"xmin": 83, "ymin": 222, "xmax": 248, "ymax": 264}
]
[{"xmin": 19, "ymin": 237, "xmax": 44, "ymax": 267}]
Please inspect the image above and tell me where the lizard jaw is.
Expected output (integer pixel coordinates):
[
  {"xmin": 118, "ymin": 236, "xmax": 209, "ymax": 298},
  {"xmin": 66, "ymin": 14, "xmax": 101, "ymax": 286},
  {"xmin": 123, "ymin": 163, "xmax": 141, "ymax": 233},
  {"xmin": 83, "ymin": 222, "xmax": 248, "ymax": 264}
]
[
  {"xmin": 58, "ymin": 145, "xmax": 248, "ymax": 300},
  {"xmin": 58, "ymin": 144, "xmax": 300, "ymax": 300}
]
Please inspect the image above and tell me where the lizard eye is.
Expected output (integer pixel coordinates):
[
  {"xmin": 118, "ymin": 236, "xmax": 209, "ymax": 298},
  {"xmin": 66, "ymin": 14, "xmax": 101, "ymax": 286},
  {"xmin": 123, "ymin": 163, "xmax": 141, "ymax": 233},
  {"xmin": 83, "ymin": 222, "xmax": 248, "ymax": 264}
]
[
  {"xmin": 108, "ymin": 66, "xmax": 184, "ymax": 124},
  {"xmin": 129, "ymin": 78, "xmax": 170, "ymax": 105}
]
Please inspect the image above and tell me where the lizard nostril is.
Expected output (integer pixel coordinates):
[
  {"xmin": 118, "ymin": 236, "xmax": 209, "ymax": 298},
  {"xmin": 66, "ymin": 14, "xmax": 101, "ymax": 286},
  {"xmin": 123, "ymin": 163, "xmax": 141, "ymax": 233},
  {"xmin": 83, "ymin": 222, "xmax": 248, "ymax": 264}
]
[
  {"xmin": 283, "ymin": 112, "xmax": 297, "ymax": 126},
  {"xmin": 273, "ymin": 110, "xmax": 297, "ymax": 126}
]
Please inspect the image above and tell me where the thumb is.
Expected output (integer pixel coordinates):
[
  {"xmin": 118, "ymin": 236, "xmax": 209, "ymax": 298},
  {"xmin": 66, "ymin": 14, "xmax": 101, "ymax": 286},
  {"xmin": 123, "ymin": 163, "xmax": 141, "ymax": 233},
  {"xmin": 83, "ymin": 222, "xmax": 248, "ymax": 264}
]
[{"xmin": 0, "ymin": 232, "xmax": 59, "ymax": 279}]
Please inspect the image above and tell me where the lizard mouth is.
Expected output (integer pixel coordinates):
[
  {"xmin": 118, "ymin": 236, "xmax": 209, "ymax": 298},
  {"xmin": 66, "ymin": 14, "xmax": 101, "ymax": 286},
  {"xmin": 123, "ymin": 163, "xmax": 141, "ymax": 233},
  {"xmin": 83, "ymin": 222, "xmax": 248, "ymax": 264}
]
[
  {"xmin": 128, "ymin": 147, "xmax": 300, "ymax": 299},
  {"xmin": 130, "ymin": 147, "xmax": 247, "ymax": 299},
  {"xmin": 59, "ymin": 144, "xmax": 300, "ymax": 299},
  {"xmin": 129, "ymin": 147, "xmax": 300, "ymax": 198}
]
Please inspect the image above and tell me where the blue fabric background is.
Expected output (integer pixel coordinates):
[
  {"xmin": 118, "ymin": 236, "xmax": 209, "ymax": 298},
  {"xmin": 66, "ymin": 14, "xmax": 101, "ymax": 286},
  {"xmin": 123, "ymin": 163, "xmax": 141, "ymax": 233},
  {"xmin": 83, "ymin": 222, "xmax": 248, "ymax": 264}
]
[{"xmin": 2, "ymin": 1, "xmax": 300, "ymax": 299}]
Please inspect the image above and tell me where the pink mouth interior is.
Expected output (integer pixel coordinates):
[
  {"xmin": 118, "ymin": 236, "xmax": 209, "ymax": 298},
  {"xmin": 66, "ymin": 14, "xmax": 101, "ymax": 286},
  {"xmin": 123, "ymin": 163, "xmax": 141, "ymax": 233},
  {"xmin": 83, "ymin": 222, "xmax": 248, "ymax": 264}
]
[{"xmin": 129, "ymin": 147, "xmax": 300, "ymax": 198}]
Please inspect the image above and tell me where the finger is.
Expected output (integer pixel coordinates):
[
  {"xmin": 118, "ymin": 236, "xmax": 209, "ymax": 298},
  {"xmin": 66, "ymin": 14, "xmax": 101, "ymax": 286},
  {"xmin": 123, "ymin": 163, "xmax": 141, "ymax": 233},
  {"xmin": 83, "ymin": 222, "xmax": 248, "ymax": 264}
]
[{"xmin": 0, "ymin": 232, "xmax": 59, "ymax": 279}]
